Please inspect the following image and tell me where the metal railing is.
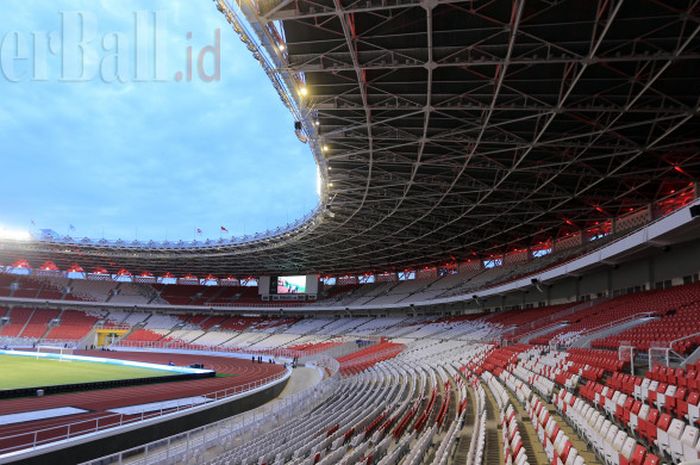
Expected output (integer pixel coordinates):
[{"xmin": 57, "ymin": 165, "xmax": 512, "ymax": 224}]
[
  {"xmin": 79, "ymin": 356, "xmax": 340, "ymax": 465},
  {"xmin": 112, "ymin": 339, "xmax": 335, "ymax": 359},
  {"xmin": 0, "ymin": 368, "xmax": 290, "ymax": 457},
  {"xmin": 669, "ymin": 331, "xmax": 700, "ymax": 352}
]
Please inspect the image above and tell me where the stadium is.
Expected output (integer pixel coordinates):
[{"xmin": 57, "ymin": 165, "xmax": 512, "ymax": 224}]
[{"xmin": 0, "ymin": 0, "xmax": 700, "ymax": 464}]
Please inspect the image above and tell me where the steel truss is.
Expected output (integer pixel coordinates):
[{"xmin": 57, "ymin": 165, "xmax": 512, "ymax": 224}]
[{"xmin": 0, "ymin": 0, "xmax": 698, "ymax": 276}]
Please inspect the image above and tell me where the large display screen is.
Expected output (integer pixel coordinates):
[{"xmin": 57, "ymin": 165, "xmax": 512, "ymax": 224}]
[{"xmin": 276, "ymin": 276, "xmax": 306, "ymax": 294}]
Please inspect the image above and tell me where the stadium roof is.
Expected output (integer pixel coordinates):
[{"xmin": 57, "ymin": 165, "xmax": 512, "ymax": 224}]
[{"xmin": 1, "ymin": 0, "xmax": 699, "ymax": 276}]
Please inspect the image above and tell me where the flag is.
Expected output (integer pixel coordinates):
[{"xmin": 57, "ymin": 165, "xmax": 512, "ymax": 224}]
[
  {"xmin": 30, "ymin": 219, "xmax": 36, "ymax": 226},
  {"xmin": 220, "ymin": 226, "xmax": 229, "ymax": 233},
  {"xmin": 196, "ymin": 228, "xmax": 202, "ymax": 235},
  {"xmin": 69, "ymin": 224, "xmax": 75, "ymax": 231}
]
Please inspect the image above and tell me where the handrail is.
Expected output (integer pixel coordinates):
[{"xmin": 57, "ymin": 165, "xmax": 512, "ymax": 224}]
[
  {"xmin": 669, "ymin": 331, "xmax": 700, "ymax": 351},
  {"xmin": 78, "ymin": 357, "xmax": 339, "ymax": 465},
  {"xmin": 579, "ymin": 311, "xmax": 658, "ymax": 336},
  {"xmin": 0, "ymin": 367, "xmax": 290, "ymax": 456},
  {"xmin": 112, "ymin": 339, "xmax": 337, "ymax": 359}
]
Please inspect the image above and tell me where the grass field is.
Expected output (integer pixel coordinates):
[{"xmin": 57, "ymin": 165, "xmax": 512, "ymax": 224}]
[{"xmin": 0, "ymin": 355, "xmax": 172, "ymax": 390}]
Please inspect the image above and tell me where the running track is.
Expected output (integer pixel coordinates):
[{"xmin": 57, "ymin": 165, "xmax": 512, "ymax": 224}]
[{"xmin": 0, "ymin": 351, "xmax": 284, "ymax": 453}]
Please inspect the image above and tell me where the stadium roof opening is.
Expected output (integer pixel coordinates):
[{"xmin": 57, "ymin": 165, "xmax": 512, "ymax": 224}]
[{"xmin": 0, "ymin": 0, "xmax": 317, "ymax": 243}]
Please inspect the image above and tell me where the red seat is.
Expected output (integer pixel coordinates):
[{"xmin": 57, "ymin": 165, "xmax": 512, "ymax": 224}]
[
  {"xmin": 631, "ymin": 444, "xmax": 647, "ymax": 465},
  {"xmin": 642, "ymin": 453, "xmax": 659, "ymax": 465}
]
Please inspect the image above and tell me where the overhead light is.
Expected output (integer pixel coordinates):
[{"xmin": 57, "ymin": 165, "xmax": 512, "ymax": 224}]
[
  {"xmin": 314, "ymin": 120, "xmax": 320, "ymax": 126},
  {"xmin": 279, "ymin": 43, "xmax": 286, "ymax": 51},
  {"xmin": 299, "ymin": 86, "xmax": 308, "ymax": 97},
  {"xmin": 322, "ymin": 145, "xmax": 329, "ymax": 152}
]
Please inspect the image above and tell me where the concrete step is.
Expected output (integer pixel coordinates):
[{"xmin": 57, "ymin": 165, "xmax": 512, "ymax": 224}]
[
  {"xmin": 546, "ymin": 405, "xmax": 603, "ymax": 465},
  {"xmin": 481, "ymin": 383, "xmax": 503, "ymax": 465},
  {"xmin": 505, "ymin": 391, "xmax": 550, "ymax": 465}
]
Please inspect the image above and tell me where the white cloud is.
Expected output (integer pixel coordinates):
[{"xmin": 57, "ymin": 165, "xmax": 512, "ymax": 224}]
[{"xmin": 0, "ymin": 0, "xmax": 318, "ymax": 241}]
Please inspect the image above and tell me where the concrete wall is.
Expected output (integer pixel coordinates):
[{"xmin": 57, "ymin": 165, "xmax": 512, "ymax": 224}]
[
  {"xmin": 474, "ymin": 239, "xmax": 700, "ymax": 313},
  {"xmin": 11, "ymin": 377, "xmax": 289, "ymax": 465}
]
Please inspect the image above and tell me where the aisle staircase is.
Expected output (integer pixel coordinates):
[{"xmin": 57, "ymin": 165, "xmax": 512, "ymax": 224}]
[
  {"xmin": 545, "ymin": 403, "xmax": 603, "ymax": 465},
  {"xmin": 452, "ymin": 387, "xmax": 474, "ymax": 464},
  {"xmin": 481, "ymin": 382, "xmax": 502, "ymax": 465},
  {"xmin": 505, "ymin": 391, "xmax": 549, "ymax": 465}
]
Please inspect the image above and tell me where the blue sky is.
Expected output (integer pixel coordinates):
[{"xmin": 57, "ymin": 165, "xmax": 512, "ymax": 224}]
[{"xmin": 0, "ymin": 0, "xmax": 317, "ymax": 241}]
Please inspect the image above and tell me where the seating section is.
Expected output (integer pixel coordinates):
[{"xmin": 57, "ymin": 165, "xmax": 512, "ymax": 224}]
[
  {"xmin": 124, "ymin": 328, "xmax": 170, "ymax": 343},
  {"xmin": 336, "ymin": 341, "xmax": 404, "ymax": 374},
  {"xmin": 532, "ymin": 283, "xmax": 700, "ymax": 348},
  {"xmin": 21, "ymin": 309, "xmax": 59, "ymax": 338},
  {"xmin": 201, "ymin": 339, "xmax": 489, "ymax": 465},
  {"xmin": 488, "ymin": 342, "xmax": 700, "ymax": 465},
  {"xmin": 44, "ymin": 310, "xmax": 99, "ymax": 341},
  {"xmin": 592, "ymin": 283, "xmax": 700, "ymax": 353},
  {"xmin": 0, "ymin": 308, "xmax": 34, "ymax": 337},
  {"xmin": 0, "ymin": 234, "xmax": 622, "ymax": 310}
]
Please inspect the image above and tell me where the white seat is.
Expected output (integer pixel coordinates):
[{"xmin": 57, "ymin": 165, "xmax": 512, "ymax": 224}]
[
  {"xmin": 616, "ymin": 393, "xmax": 627, "ymax": 409},
  {"xmin": 638, "ymin": 403, "xmax": 649, "ymax": 421},
  {"xmin": 601, "ymin": 419, "xmax": 612, "ymax": 439},
  {"xmin": 689, "ymin": 399, "xmax": 700, "ymax": 425},
  {"xmin": 668, "ymin": 418, "xmax": 686, "ymax": 462},
  {"xmin": 565, "ymin": 449, "xmax": 579, "ymax": 465},
  {"xmin": 613, "ymin": 431, "xmax": 628, "ymax": 453},
  {"xmin": 607, "ymin": 424, "xmax": 620, "ymax": 445},
  {"xmin": 620, "ymin": 438, "xmax": 636, "ymax": 462},
  {"xmin": 635, "ymin": 379, "xmax": 649, "ymax": 400},
  {"xmin": 681, "ymin": 425, "xmax": 700, "ymax": 462}
]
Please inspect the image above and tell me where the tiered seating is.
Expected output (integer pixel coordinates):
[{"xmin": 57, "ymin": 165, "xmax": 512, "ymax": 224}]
[
  {"xmin": 20, "ymin": 308, "xmax": 59, "ymax": 338},
  {"xmin": 0, "ymin": 308, "xmax": 33, "ymax": 337},
  {"xmin": 554, "ymin": 388, "xmax": 662, "ymax": 465},
  {"xmin": 480, "ymin": 344, "xmax": 532, "ymax": 373},
  {"xmin": 577, "ymin": 378, "xmax": 700, "ymax": 464},
  {"xmin": 155, "ymin": 284, "xmax": 215, "ymax": 305},
  {"xmin": 607, "ymin": 367, "xmax": 700, "ymax": 429},
  {"xmin": 527, "ymin": 391, "xmax": 582, "ymax": 465},
  {"xmin": 200, "ymin": 339, "xmax": 488, "ymax": 465},
  {"xmin": 646, "ymin": 363, "xmax": 700, "ymax": 393},
  {"xmin": 567, "ymin": 348, "xmax": 627, "ymax": 375},
  {"xmin": 0, "ymin": 275, "xmax": 16, "ymax": 297},
  {"xmin": 337, "ymin": 341, "xmax": 404, "ymax": 374},
  {"xmin": 143, "ymin": 313, "xmax": 183, "ymax": 330},
  {"xmin": 488, "ymin": 303, "xmax": 575, "ymax": 341},
  {"xmin": 9, "ymin": 276, "xmax": 45, "ymax": 299},
  {"xmin": 218, "ymin": 316, "xmax": 261, "ymax": 331},
  {"xmin": 68, "ymin": 280, "xmax": 117, "ymax": 301},
  {"xmin": 287, "ymin": 340, "xmax": 341, "ymax": 353},
  {"xmin": 533, "ymin": 283, "xmax": 700, "ymax": 346},
  {"xmin": 593, "ymin": 283, "xmax": 700, "ymax": 353},
  {"xmin": 209, "ymin": 286, "xmax": 261, "ymax": 305},
  {"xmin": 124, "ymin": 328, "xmax": 169, "ymax": 342},
  {"xmin": 482, "ymin": 371, "xmax": 531, "ymax": 465},
  {"xmin": 44, "ymin": 310, "xmax": 98, "ymax": 340},
  {"xmin": 108, "ymin": 283, "xmax": 153, "ymax": 304}
]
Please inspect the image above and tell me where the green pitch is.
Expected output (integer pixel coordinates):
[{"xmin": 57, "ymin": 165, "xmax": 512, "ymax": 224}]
[{"xmin": 0, "ymin": 355, "xmax": 171, "ymax": 390}]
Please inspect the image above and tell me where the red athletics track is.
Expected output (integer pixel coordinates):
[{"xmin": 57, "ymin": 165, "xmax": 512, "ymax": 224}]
[{"xmin": 0, "ymin": 351, "xmax": 285, "ymax": 454}]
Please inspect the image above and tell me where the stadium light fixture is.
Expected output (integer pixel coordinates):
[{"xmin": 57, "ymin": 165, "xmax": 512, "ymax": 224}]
[
  {"xmin": 0, "ymin": 227, "xmax": 31, "ymax": 241},
  {"xmin": 316, "ymin": 167, "xmax": 322, "ymax": 197},
  {"xmin": 322, "ymin": 145, "xmax": 329, "ymax": 152},
  {"xmin": 299, "ymin": 86, "xmax": 308, "ymax": 97}
]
